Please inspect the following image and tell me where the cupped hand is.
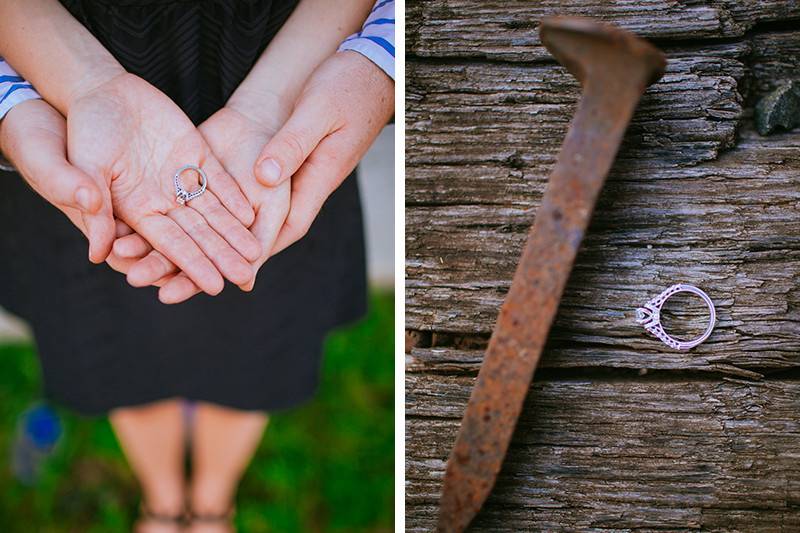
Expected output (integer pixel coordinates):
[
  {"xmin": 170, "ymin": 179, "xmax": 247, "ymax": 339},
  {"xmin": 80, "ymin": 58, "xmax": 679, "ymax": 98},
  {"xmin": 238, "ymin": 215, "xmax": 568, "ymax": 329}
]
[
  {"xmin": 67, "ymin": 73, "xmax": 262, "ymax": 295},
  {"xmin": 114, "ymin": 51, "xmax": 394, "ymax": 304},
  {"xmin": 0, "ymin": 98, "xmax": 142, "ymax": 275},
  {"xmin": 253, "ymin": 50, "xmax": 394, "ymax": 253},
  {"xmin": 112, "ymin": 104, "xmax": 291, "ymax": 304}
]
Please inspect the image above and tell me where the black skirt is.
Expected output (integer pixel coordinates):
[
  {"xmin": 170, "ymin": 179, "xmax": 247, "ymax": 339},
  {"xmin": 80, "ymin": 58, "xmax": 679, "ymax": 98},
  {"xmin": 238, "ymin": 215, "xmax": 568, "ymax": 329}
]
[{"xmin": 0, "ymin": 0, "xmax": 367, "ymax": 415}]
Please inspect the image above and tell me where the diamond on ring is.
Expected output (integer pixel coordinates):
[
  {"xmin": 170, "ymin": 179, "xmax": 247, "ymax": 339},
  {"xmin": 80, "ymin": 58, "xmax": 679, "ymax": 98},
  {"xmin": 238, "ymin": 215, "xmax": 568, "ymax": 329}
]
[
  {"xmin": 174, "ymin": 164, "xmax": 208, "ymax": 205},
  {"xmin": 636, "ymin": 283, "xmax": 716, "ymax": 351}
]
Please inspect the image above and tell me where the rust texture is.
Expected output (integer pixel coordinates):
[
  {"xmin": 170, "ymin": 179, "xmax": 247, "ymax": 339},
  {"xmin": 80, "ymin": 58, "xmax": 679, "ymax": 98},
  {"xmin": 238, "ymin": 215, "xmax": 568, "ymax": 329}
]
[{"xmin": 437, "ymin": 18, "xmax": 666, "ymax": 532}]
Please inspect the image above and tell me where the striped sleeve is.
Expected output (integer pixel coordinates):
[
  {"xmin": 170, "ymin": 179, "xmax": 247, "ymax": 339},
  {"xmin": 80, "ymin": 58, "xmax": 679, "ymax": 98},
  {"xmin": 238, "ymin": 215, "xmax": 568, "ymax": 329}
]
[
  {"xmin": 0, "ymin": 58, "xmax": 41, "ymax": 171},
  {"xmin": 0, "ymin": 57, "xmax": 41, "ymax": 121},
  {"xmin": 337, "ymin": 0, "xmax": 395, "ymax": 80}
]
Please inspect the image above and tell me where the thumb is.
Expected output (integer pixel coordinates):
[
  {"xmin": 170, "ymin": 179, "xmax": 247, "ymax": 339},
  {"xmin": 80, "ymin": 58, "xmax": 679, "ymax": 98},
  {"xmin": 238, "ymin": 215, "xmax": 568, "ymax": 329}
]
[
  {"xmin": 46, "ymin": 162, "xmax": 114, "ymax": 263},
  {"xmin": 66, "ymin": 165, "xmax": 115, "ymax": 264},
  {"xmin": 81, "ymin": 196, "xmax": 115, "ymax": 264},
  {"xmin": 254, "ymin": 98, "xmax": 331, "ymax": 187},
  {"xmin": 46, "ymin": 161, "xmax": 104, "ymax": 214}
]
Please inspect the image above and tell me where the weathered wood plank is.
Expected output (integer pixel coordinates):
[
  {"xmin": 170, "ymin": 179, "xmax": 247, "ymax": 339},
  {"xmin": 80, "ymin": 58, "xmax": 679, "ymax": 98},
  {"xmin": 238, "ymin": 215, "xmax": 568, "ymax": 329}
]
[
  {"xmin": 406, "ymin": 45, "xmax": 746, "ymax": 169},
  {"xmin": 406, "ymin": 5, "xmax": 800, "ymax": 530},
  {"xmin": 406, "ymin": 129, "xmax": 800, "ymax": 368},
  {"xmin": 407, "ymin": 1, "xmax": 800, "ymax": 63},
  {"xmin": 406, "ymin": 374, "xmax": 800, "ymax": 531},
  {"xmin": 405, "ymin": 28, "xmax": 800, "ymax": 369},
  {"xmin": 406, "ymin": 346, "xmax": 767, "ymax": 379}
]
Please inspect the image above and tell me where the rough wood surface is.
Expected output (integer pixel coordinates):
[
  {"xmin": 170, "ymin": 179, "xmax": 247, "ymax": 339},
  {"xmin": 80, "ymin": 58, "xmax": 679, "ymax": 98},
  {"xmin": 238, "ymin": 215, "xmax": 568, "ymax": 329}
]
[
  {"xmin": 406, "ymin": 1, "xmax": 800, "ymax": 530},
  {"xmin": 750, "ymin": 30, "xmax": 800, "ymax": 100},
  {"xmin": 406, "ymin": 374, "xmax": 800, "ymax": 531},
  {"xmin": 407, "ymin": 1, "xmax": 800, "ymax": 63}
]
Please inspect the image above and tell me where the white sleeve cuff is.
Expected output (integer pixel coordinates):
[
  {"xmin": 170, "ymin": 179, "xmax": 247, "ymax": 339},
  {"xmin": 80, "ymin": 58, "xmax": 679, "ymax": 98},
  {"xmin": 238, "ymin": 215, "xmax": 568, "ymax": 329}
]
[
  {"xmin": 0, "ymin": 86, "xmax": 41, "ymax": 120},
  {"xmin": 337, "ymin": 0, "xmax": 395, "ymax": 80},
  {"xmin": 338, "ymin": 39, "xmax": 395, "ymax": 80},
  {"xmin": 0, "ymin": 58, "xmax": 43, "ymax": 171},
  {"xmin": 0, "ymin": 57, "xmax": 42, "ymax": 121}
]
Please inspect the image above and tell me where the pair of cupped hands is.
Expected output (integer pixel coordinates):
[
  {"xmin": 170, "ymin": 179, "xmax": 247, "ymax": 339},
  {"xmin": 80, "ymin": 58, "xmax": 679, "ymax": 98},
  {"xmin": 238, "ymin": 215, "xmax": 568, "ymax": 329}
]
[{"xmin": 0, "ymin": 51, "xmax": 391, "ymax": 304}]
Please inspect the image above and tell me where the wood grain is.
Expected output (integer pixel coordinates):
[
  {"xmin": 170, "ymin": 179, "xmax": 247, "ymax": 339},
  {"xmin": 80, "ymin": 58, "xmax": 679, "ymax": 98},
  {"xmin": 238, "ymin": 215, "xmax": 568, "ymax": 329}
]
[
  {"xmin": 407, "ymin": 374, "xmax": 800, "ymax": 531},
  {"xmin": 405, "ymin": 2, "xmax": 800, "ymax": 529},
  {"xmin": 407, "ymin": 1, "xmax": 800, "ymax": 63}
]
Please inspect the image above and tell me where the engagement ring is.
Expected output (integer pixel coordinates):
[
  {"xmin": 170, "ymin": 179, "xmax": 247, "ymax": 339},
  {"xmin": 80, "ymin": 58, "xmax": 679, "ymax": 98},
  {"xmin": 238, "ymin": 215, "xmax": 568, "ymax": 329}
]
[
  {"xmin": 173, "ymin": 164, "xmax": 207, "ymax": 205},
  {"xmin": 635, "ymin": 284, "xmax": 716, "ymax": 351}
]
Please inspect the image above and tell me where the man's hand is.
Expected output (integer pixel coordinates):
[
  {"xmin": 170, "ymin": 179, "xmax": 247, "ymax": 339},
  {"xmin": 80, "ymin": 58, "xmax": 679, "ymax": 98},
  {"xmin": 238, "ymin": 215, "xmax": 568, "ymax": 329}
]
[
  {"xmin": 254, "ymin": 50, "xmax": 394, "ymax": 253},
  {"xmin": 0, "ymin": 98, "xmax": 148, "ymax": 276}
]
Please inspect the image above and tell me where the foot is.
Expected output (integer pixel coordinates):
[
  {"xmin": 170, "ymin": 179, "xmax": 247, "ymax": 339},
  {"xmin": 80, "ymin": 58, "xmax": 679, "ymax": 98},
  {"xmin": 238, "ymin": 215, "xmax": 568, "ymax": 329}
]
[
  {"xmin": 135, "ymin": 520, "xmax": 184, "ymax": 533},
  {"xmin": 135, "ymin": 503, "xmax": 188, "ymax": 533},
  {"xmin": 185, "ymin": 508, "xmax": 235, "ymax": 533}
]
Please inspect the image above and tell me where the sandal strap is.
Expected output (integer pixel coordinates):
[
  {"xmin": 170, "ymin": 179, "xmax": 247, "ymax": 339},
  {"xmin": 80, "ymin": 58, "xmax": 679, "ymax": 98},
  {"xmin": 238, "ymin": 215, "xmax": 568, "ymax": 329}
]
[
  {"xmin": 191, "ymin": 507, "xmax": 235, "ymax": 523},
  {"xmin": 140, "ymin": 503, "xmax": 188, "ymax": 524}
]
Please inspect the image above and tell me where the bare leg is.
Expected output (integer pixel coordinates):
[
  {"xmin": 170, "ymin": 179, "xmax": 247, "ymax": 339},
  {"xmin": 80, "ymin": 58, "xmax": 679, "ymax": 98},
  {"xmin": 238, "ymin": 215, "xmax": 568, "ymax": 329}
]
[
  {"xmin": 187, "ymin": 402, "xmax": 268, "ymax": 532},
  {"xmin": 110, "ymin": 399, "xmax": 187, "ymax": 533}
]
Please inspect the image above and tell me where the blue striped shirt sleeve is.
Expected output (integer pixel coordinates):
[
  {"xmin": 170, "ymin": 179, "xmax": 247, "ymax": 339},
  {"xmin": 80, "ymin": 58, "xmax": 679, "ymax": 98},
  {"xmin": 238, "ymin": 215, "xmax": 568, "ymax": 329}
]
[
  {"xmin": 0, "ymin": 57, "xmax": 41, "ymax": 121},
  {"xmin": 337, "ymin": 0, "xmax": 395, "ymax": 80},
  {"xmin": 0, "ymin": 58, "xmax": 42, "ymax": 171}
]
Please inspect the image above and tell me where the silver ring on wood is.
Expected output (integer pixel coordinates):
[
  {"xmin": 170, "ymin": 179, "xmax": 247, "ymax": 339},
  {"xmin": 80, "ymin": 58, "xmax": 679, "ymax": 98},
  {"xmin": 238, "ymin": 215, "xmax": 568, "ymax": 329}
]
[
  {"xmin": 635, "ymin": 283, "xmax": 716, "ymax": 351},
  {"xmin": 173, "ymin": 164, "xmax": 207, "ymax": 205}
]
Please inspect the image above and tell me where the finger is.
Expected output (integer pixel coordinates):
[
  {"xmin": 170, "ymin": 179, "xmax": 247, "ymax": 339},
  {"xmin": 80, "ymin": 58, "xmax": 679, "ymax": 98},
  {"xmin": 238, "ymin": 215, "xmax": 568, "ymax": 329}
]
[
  {"xmin": 271, "ymin": 136, "xmax": 346, "ymax": 255},
  {"xmin": 49, "ymin": 162, "xmax": 114, "ymax": 263},
  {"xmin": 105, "ymin": 251, "xmax": 140, "ymax": 277},
  {"xmin": 45, "ymin": 161, "xmax": 104, "ymax": 214},
  {"xmin": 168, "ymin": 207, "xmax": 254, "ymax": 287},
  {"xmin": 108, "ymin": 251, "xmax": 173, "ymax": 289},
  {"xmin": 239, "ymin": 189, "xmax": 290, "ymax": 292},
  {"xmin": 81, "ymin": 181, "xmax": 115, "ymax": 264},
  {"xmin": 159, "ymin": 273, "xmax": 202, "ymax": 305},
  {"xmin": 188, "ymin": 190, "xmax": 262, "ymax": 262},
  {"xmin": 254, "ymin": 97, "xmax": 332, "ymax": 187},
  {"xmin": 115, "ymin": 220, "xmax": 135, "ymax": 238},
  {"xmin": 113, "ymin": 233, "xmax": 153, "ymax": 259},
  {"xmin": 201, "ymin": 158, "xmax": 255, "ymax": 227},
  {"xmin": 135, "ymin": 215, "xmax": 225, "ymax": 296},
  {"xmin": 126, "ymin": 250, "xmax": 178, "ymax": 288}
]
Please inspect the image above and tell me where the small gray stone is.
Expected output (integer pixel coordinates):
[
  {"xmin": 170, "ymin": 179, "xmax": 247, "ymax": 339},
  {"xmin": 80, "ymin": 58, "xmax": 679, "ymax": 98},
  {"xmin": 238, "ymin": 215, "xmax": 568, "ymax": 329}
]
[{"xmin": 755, "ymin": 80, "xmax": 800, "ymax": 136}]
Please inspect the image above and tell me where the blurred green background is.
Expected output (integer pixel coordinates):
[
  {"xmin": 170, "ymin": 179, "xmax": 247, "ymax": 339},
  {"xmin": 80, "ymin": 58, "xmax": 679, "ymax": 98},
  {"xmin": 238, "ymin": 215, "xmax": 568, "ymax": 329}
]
[{"xmin": 0, "ymin": 290, "xmax": 394, "ymax": 532}]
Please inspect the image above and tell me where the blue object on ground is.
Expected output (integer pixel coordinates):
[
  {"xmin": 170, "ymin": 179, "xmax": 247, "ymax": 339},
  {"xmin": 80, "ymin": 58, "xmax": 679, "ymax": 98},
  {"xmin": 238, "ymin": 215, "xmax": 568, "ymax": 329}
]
[{"xmin": 11, "ymin": 403, "xmax": 62, "ymax": 485}]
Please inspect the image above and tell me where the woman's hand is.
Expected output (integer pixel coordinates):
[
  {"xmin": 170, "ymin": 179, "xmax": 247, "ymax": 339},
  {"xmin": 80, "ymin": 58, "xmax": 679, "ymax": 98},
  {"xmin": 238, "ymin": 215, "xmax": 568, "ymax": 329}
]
[
  {"xmin": 112, "ymin": 105, "xmax": 291, "ymax": 304},
  {"xmin": 67, "ymin": 73, "xmax": 262, "ymax": 295},
  {"xmin": 0, "ymin": 98, "xmax": 147, "ymax": 276},
  {"xmin": 254, "ymin": 50, "xmax": 394, "ymax": 253}
]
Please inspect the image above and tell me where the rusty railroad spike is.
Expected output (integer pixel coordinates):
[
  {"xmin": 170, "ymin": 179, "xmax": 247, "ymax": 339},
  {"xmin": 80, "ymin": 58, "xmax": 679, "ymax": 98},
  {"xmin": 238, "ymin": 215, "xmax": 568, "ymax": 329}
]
[{"xmin": 437, "ymin": 17, "xmax": 666, "ymax": 532}]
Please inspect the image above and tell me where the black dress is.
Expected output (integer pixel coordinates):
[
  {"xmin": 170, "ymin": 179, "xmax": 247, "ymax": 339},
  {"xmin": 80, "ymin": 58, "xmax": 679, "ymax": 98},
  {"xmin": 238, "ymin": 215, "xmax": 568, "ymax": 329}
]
[{"xmin": 0, "ymin": 0, "xmax": 367, "ymax": 415}]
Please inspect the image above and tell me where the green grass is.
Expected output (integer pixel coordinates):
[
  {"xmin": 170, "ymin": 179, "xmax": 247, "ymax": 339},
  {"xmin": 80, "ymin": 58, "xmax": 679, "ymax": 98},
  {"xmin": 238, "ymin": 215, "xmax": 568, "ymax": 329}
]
[{"xmin": 0, "ymin": 291, "xmax": 394, "ymax": 532}]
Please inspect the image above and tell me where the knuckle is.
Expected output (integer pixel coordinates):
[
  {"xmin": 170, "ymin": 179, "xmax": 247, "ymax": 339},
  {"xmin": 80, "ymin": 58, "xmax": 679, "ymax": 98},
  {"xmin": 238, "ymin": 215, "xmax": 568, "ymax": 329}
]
[
  {"xmin": 151, "ymin": 252, "xmax": 174, "ymax": 278},
  {"xmin": 184, "ymin": 213, "xmax": 209, "ymax": 237},
  {"xmin": 279, "ymin": 129, "xmax": 310, "ymax": 169},
  {"xmin": 288, "ymin": 212, "xmax": 312, "ymax": 240}
]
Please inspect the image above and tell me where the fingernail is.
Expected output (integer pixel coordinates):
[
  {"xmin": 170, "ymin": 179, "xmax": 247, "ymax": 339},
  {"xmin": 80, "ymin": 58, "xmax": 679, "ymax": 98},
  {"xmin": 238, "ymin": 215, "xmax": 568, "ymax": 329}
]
[
  {"xmin": 258, "ymin": 158, "xmax": 282, "ymax": 184},
  {"xmin": 75, "ymin": 187, "xmax": 93, "ymax": 211}
]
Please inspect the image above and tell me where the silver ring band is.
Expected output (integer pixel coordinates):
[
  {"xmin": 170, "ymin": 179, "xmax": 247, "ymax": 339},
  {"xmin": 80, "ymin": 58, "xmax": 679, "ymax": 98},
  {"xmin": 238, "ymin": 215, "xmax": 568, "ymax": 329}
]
[
  {"xmin": 174, "ymin": 164, "xmax": 208, "ymax": 205},
  {"xmin": 635, "ymin": 284, "xmax": 716, "ymax": 351}
]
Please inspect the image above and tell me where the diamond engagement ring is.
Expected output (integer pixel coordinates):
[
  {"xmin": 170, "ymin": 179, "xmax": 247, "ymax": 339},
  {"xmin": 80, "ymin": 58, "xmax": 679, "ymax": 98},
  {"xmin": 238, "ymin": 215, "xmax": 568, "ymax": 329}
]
[
  {"xmin": 635, "ymin": 284, "xmax": 716, "ymax": 351},
  {"xmin": 173, "ymin": 164, "xmax": 207, "ymax": 205}
]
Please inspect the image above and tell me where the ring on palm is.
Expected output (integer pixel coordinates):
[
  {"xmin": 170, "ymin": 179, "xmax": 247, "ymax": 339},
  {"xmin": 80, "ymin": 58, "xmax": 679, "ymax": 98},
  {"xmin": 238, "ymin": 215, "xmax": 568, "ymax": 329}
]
[{"xmin": 173, "ymin": 164, "xmax": 207, "ymax": 205}]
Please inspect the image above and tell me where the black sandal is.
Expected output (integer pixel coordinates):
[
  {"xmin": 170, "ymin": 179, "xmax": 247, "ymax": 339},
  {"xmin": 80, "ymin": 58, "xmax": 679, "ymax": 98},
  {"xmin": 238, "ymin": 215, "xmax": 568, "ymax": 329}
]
[
  {"xmin": 138, "ymin": 503, "xmax": 189, "ymax": 529},
  {"xmin": 189, "ymin": 507, "xmax": 235, "ymax": 531}
]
